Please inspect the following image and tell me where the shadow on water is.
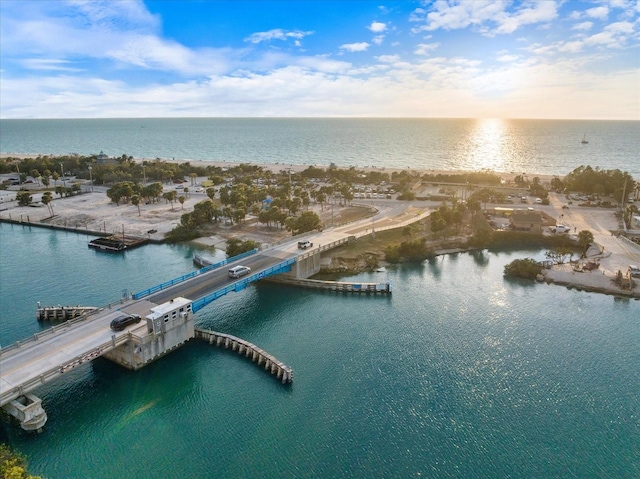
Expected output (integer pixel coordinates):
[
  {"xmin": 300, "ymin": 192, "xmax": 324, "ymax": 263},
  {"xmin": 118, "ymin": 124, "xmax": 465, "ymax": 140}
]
[{"xmin": 471, "ymin": 249, "xmax": 490, "ymax": 266}]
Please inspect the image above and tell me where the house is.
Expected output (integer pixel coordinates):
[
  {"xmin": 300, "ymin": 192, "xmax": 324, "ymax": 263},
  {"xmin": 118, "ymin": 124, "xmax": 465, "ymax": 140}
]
[
  {"xmin": 95, "ymin": 150, "xmax": 119, "ymax": 166},
  {"xmin": 510, "ymin": 209, "xmax": 543, "ymax": 234}
]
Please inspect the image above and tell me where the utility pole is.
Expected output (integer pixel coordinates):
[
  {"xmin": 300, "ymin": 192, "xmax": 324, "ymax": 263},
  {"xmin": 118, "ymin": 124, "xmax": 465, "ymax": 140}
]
[{"xmin": 88, "ymin": 165, "xmax": 93, "ymax": 192}]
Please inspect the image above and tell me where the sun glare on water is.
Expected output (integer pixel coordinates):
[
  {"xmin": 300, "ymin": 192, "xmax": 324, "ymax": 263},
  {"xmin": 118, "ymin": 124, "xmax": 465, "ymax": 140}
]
[{"xmin": 467, "ymin": 118, "xmax": 509, "ymax": 172}]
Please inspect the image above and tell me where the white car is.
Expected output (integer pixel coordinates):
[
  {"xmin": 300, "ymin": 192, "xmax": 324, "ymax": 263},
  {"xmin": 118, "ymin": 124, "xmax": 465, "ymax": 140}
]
[
  {"xmin": 552, "ymin": 224, "xmax": 571, "ymax": 233},
  {"xmin": 228, "ymin": 265, "xmax": 251, "ymax": 278}
]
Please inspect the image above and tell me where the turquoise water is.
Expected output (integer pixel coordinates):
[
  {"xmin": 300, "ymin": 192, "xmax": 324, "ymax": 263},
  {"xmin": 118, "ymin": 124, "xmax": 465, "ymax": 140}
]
[
  {"xmin": 1, "ymin": 118, "xmax": 639, "ymax": 177},
  {"xmin": 1, "ymin": 225, "xmax": 639, "ymax": 478}
]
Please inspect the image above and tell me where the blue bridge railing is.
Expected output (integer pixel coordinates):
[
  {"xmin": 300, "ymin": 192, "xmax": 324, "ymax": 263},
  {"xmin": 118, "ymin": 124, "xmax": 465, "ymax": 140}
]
[
  {"xmin": 133, "ymin": 248, "xmax": 259, "ymax": 300},
  {"xmin": 191, "ymin": 257, "xmax": 296, "ymax": 313}
]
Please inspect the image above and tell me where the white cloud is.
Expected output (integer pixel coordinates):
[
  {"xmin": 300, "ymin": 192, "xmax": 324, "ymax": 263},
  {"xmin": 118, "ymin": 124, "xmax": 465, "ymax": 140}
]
[
  {"xmin": 368, "ymin": 21, "xmax": 387, "ymax": 33},
  {"xmin": 414, "ymin": 43, "xmax": 440, "ymax": 55},
  {"xmin": 585, "ymin": 6, "xmax": 609, "ymax": 20},
  {"xmin": 244, "ymin": 29, "xmax": 314, "ymax": 44},
  {"xmin": 496, "ymin": 54, "xmax": 519, "ymax": 62},
  {"xmin": 19, "ymin": 59, "xmax": 81, "ymax": 72},
  {"xmin": 572, "ymin": 21, "xmax": 593, "ymax": 31},
  {"xmin": 411, "ymin": 0, "xmax": 557, "ymax": 36},
  {"xmin": 372, "ymin": 35, "xmax": 386, "ymax": 45},
  {"xmin": 339, "ymin": 42, "xmax": 370, "ymax": 53}
]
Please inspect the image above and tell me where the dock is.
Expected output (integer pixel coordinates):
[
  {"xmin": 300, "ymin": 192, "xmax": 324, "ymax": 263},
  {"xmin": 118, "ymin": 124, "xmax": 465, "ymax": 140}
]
[
  {"xmin": 36, "ymin": 303, "xmax": 97, "ymax": 321},
  {"xmin": 88, "ymin": 234, "xmax": 148, "ymax": 252},
  {"xmin": 194, "ymin": 329, "xmax": 293, "ymax": 384}
]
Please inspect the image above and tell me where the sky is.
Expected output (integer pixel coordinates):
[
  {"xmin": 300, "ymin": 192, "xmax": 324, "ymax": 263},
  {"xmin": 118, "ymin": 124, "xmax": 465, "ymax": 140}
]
[{"xmin": 1, "ymin": 0, "xmax": 639, "ymax": 120}]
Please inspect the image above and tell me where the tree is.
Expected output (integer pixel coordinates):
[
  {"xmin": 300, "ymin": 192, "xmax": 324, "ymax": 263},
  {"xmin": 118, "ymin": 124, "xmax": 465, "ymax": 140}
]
[
  {"xmin": 294, "ymin": 211, "xmax": 321, "ymax": 234},
  {"xmin": 179, "ymin": 195, "xmax": 186, "ymax": 210},
  {"xmin": 0, "ymin": 443, "xmax": 41, "ymax": 479},
  {"xmin": 504, "ymin": 258, "xmax": 542, "ymax": 280},
  {"xmin": 545, "ymin": 246, "xmax": 574, "ymax": 264},
  {"xmin": 16, "ymin": 191, "xmax": 32, "ymax": 207},
  {"xmin": 578, "ymin": 230, "xmax": 594, "ymax": 257},
  {"xmin": 163, "ymin": 191, "xmax": 177, "ymax": 210},
  {"xmin": 41, "ymin": 191, "xmax": 54, "ymax": 216},
  {"xmin": 131, "ymin": 194, "xmax": 141, "ymax": 216},
  {"xmin": 225, "ymin": 238, "xmax": 258, "ymax": 257}
]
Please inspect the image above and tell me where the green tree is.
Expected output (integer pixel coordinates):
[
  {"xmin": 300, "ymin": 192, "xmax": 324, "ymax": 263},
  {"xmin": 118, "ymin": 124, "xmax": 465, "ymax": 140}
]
[
  {"xmin": 577, "ymin": 230, "xmax": 594, "ymax": 257},
  {"xmin": 131, "ymin": 194, "xmax": 141, "ymax": 216},
  {"xmin": 294, "ymin": 211, "xmax": 321, "ymax": 234},
  {"xmin": 504, "ymin": 258, "xmax": 542, "ymax": 280},
  {"xmin": 16, "ymin": 191, "xmax": 31, "ymax": 206},
  {"xmin": 0, "ymin": 444, "xmax": 41, "ymax": 479},
  {"xmin": 179, "ymin": 195, "xmax": 186, "ymax": 210},
  {"xmin": 41, "ymin": 191, "xmax": 54, "ymax": 216},
  {"xmin": 225, "ymin": 238, "xmax": 258, "ymax": 257}
]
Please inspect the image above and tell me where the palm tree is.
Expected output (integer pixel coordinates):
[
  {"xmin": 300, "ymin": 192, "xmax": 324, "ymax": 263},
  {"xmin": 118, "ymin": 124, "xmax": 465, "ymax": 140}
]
[
  {"xmin": 131, "ymin": 195, "xmax": 141, "ymax": 216},
  {"xmin": 41, "ymin": 191, "xmax": 54, "ymax": 216},
  {"xmin": 578, "ymin": 230, "xmax": 594, "ymax": 258}
]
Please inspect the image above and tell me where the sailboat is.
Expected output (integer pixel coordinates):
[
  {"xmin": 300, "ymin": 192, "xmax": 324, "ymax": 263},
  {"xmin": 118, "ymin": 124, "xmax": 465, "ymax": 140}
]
[{"xmin": 581, "ymin": 133, "xmax": 588, "ymax": 144}]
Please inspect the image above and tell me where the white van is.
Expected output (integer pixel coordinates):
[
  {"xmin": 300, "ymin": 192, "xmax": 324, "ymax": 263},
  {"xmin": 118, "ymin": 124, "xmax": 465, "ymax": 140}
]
[
  {"xmin": 228, "ymin": 265, "xmax": 251, "ymax": 278},
  {"xmin": 298, "ymin": 240, "xmax": 313, "ymax": 249}
]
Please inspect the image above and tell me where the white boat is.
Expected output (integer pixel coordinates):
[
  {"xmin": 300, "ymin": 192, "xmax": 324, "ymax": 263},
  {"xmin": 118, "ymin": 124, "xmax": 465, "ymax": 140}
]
[{"xmin": 581, "ymin": 133, "xmax": 588, "ymax": 144}]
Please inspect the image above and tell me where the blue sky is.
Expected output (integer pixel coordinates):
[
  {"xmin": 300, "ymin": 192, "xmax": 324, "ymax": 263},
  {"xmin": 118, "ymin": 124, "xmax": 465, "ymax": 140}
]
[{"xmin": 1, "ymin": 0, "xmax": 638, "ymax": 119}]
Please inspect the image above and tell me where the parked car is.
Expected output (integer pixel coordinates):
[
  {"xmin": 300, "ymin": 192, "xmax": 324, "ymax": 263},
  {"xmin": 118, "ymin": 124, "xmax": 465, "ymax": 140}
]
[
  {"xmin": 629, "ymin": 265, "xmax": 640, "ymax": 278},
  {"xmin": 110, "ymin": 313, "xmax": 142, "ymax": 331},
  {"xmin": 551, "ymin": 224, "xmax": 571, "ymax": 233}
]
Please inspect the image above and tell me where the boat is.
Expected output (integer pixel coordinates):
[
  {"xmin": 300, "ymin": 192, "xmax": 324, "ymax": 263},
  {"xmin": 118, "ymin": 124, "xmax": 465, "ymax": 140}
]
[{"xmin": 581, "ymin": 133, "xmax": 588, "ymax": 144}]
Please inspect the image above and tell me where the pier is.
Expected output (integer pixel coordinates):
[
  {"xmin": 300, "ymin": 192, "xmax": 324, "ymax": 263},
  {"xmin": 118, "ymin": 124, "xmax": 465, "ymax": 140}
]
[
  {"xmin": 36, "ymin": 303, "xmax": 97, "ymax": 321},
  {"xmin": 195, "ymin": 329, "xmax": 293, "ymax": 384}
]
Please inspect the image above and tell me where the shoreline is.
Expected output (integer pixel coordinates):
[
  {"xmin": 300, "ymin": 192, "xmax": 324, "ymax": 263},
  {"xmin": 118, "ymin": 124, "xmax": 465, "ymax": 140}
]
[
  {"xmin": 2, "ymin": 154, "xmax": 638, "ymax": 299},
  {"xmin": 1, "ymin": 152, "xmax": 566, "ymax": 183}
]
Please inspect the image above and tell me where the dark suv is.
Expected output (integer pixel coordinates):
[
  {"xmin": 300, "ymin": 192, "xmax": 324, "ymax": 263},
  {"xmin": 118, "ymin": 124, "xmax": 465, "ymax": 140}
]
[{"xmin": 110, "ymin": 313, "xmax": 142, "ymax": 331}]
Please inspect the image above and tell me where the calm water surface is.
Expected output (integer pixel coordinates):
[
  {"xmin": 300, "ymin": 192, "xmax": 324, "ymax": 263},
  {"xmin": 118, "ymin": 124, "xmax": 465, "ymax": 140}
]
[
  {"xmin": 1, "ymin": 118, "xmax": 639, "ymax": 177},
  {"xmin": 1, "ymin": 224, "xmax": 638, "ymax": 478}
]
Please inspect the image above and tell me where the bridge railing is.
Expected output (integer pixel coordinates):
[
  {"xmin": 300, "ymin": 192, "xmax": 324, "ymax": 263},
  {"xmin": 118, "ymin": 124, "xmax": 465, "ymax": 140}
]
[
  {"xmin": 0, "ymin": 297, "xmax": 134, "ymax": 357},
  {"xmin": 133, "ymin": 248, "xmax": 258, "ymax": 299},
  {"xmin": 353, "ymin": 209, "xmax": 431, "ymax": 239},
  {"xmin": 191, "ymin": 257, "xmax": 297, "ymax": 313},
  {"xmin": 0, "ymin": 332, "xmax": 132, "ymax": 406}
]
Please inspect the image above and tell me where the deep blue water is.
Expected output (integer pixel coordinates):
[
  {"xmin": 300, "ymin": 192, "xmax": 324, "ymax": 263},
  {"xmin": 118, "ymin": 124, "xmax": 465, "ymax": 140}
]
[
  {"xmin": 1, "ymin": 118, "xmax": 639, "ymax": 177},
  {"xmin": 1, "ymin": 224, "xmax": 638, "ymax": 478}
]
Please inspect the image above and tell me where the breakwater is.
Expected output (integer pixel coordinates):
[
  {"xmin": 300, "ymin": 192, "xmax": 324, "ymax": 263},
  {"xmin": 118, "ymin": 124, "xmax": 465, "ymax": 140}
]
[{"xmin": 194, "ymin": 329, "xmax": 293, "ymax": 384}]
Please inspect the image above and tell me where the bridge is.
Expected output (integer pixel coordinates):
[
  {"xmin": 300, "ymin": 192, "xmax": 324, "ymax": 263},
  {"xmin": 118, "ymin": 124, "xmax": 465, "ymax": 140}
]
[{"xmin": 0, "ymin": 205, "xmax": 430, "ymax": 431}]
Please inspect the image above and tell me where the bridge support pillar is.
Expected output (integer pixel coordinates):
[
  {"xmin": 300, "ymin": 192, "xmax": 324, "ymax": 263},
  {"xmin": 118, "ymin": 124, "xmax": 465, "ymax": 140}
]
[{"xmin": 2, "ymin": 393, "xmax": 47, "ymax": 432}]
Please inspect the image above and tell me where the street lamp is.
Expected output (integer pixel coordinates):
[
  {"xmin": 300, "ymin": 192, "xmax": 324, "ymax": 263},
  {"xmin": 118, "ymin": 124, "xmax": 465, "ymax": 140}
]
[{"xmin": 88, "ymin": 165, "xmax": 93, "ymax": 192}]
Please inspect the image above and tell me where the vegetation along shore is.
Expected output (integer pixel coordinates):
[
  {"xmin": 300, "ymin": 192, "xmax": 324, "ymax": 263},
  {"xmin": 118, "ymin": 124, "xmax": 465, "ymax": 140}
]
[{"xmin": 1, "ymin": 153, "xmax": 639, "ymax": 298}]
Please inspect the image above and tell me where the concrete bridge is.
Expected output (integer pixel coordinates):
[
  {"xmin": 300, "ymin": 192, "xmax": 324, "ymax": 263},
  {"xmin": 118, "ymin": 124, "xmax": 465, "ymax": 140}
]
[
  {"xmin": 0, "ymin": 232, "xmax": 354, "ymax": 431},
  {"xmin": 0, "ymin": 205, "xmax": 431, "ymax": 431}
]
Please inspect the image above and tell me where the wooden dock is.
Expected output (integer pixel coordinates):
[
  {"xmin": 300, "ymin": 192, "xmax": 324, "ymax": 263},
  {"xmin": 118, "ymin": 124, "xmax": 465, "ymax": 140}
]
[
  {"xmin": 268, "ymin": 277, "xmax": 392, "ymax": 294},
  {"xmin": 194, "ymin": 329, "xmax": 293, "ymax": 384}
]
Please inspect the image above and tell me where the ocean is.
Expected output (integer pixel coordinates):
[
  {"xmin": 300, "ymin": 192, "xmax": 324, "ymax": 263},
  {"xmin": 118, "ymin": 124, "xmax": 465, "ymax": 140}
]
[
  {"xmin": 0, "ymin": 119, "xmax": 639, "ymax": 478},
  {"xmin": 1, "ymin": 118, "xmax": 639, "ymax": 178}
]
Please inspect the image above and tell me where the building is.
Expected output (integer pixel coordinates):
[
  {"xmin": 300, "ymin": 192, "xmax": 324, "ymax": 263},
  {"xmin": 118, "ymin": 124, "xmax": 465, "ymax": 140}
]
[
  {"xmin": 510, "ymin": 209, "xmax": 543, "ymax": 234},
  {"xmin": 95, "ymin": 150, "xmax": 119, "ymax": 166}
]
